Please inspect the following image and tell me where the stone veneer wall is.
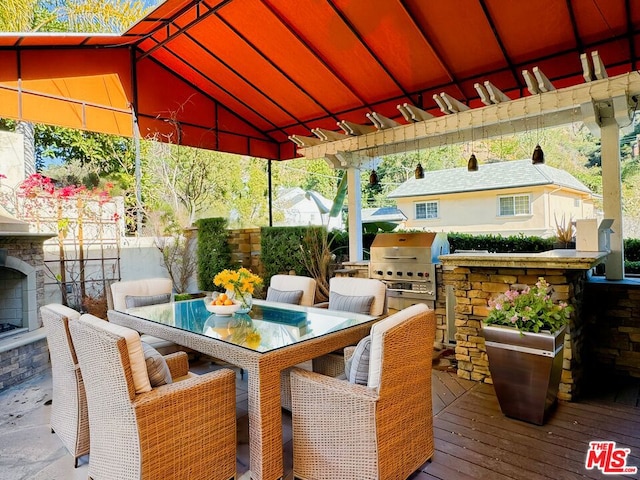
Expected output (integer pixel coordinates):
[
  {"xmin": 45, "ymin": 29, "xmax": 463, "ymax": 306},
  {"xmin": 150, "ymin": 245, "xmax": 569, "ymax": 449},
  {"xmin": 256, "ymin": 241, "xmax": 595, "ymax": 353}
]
[
  {"xmin": 227, "ymin": 228, "xmax": 263, "ymax": 277},
  {"xmin": 443, "ymin": 266, "xmax": 587, "ymax": 401},
  {"xmin": 0, "ymin": 338, "xmax": 49, "ymax": 391},
  {"xmin": 583, "ymin": 279, "xmax": 640, "ymax": 378}
]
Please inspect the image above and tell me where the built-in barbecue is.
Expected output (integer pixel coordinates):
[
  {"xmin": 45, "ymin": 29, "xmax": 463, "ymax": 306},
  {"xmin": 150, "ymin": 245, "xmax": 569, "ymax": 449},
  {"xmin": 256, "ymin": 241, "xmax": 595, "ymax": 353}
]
[{"xmin": 369, "ymin": 232, "xmax": 450, "ymax": 310}]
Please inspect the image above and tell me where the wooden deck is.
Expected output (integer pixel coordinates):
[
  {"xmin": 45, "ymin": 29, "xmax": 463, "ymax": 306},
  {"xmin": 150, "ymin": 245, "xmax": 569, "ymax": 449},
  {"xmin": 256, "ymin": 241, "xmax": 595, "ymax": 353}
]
[
  {"xmin": 415, "ymin": 371, "xmax": 640, "ymax": 480},
  {"xmin": 1, "ymin": 359, "xmax": 638, "ymax": 479}
]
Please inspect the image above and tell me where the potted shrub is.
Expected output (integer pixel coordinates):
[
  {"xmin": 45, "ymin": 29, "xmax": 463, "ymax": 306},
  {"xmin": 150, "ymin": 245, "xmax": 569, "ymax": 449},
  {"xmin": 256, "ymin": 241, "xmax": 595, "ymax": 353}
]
[
  {"xmin": 482, "ymin": 277, "xmax": 573, "ymax": 425},
  {"xmin": 553, "ymin": 213, "xmax": 575, "ymax": 249}
]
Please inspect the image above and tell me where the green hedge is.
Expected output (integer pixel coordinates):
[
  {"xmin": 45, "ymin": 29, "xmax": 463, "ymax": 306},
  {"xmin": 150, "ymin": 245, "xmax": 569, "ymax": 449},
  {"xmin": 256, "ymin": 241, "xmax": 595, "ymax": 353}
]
[
  {"xmin": 196, "ymin": 217, "xmax": 233, "ymax": 291},
  {"xmin": 448, "ymin": 232, "xmax": 640, "ymax": 275},
  {"xmin": 624, "ymin": 238, "xmax": 640, "ymax": 262},
  {"xmin": 447, "ymin": 232, "xmax": 554, "ymax": 253},
  {"xmin": 260, "ymin": 226, "xmax": 319, "ymax": 280},
  {"xmin": 260, "ymin": 227, "xmax": 378, "ymax": 283}
]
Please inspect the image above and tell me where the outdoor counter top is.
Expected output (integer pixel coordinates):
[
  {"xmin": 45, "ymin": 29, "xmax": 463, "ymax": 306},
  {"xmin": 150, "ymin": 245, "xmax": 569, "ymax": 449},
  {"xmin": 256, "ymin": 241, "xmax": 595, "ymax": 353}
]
[{"xmin": 439, "ymin": 249, "xmax": 609, "ymax": 270}]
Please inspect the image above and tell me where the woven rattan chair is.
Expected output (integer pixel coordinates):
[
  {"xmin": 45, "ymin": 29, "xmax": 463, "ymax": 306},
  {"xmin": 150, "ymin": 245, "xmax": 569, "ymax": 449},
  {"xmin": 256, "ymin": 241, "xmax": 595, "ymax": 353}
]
[
  {"xmin": 266, "ymin": 275, "xmax": 318, "ymax": 410},
  {"xmin": 69, "ymin": 314, "xmax": 237, "ymax": 480},
  {"xmin": 267, "ymin": 274, "xmax": 317, "ymax": 306},
  {"xmin": 40, "ymin": 304, "xmax": 89, "ymax": 468},
  {"xmin": 107, "ymin": 278, "xmax": 180, "ymax": 355},
  {"xmin": 310, "ymin": 276, "xmax": 388, "ymax": 378},
  {"xmin": 290, "ymin": 303, "xmax": 435, "ymax": 480}
]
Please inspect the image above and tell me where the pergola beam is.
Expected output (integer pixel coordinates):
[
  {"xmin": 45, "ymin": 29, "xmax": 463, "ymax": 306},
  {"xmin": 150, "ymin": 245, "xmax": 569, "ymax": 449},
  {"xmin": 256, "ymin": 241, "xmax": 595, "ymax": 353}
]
[{"xmin": 298, "ymin": 72, "xmax": 640, "ymax": 159}]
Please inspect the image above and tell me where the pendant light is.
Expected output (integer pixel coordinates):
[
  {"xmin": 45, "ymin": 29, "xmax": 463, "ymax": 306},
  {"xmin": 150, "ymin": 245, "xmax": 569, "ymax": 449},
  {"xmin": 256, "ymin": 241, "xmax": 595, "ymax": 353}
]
[
  {"xmin": 467, "ymin": 154, "xmax": 478, "ymax": 172},
  {"xmin": 532, "ymin": 144, "xmax": 545, "ymax": 164},
  {"xmin": 532, "ymin": 94, "xmax": 545, "ymax": 164},
  {"xmin": 369, "ymin": 169, "xmax": 379, "ymax": 186},
  {"xmin": 415, "ymin": 163, "xmax": 424, "ymax": 179},
  {"xmin": 467, "ymin": 115, "xmax": 479, "ymax": 172}
]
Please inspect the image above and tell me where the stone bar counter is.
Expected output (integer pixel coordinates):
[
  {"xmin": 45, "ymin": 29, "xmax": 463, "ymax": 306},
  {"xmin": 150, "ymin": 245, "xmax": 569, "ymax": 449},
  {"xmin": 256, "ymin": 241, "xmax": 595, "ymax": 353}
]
[{"xmin": 439, "ymin": 249, "xmax": 608, "ymax": 401}]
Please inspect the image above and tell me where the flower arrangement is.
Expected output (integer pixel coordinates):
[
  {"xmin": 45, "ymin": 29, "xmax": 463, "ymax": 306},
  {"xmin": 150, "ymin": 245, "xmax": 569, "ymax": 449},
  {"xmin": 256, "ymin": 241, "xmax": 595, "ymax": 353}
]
[
  {"xmin": 213, "ymin": 268, "xmax": 263, "ymax": 309},
  {"xmin": 485, "ymin": 277, "xmax": 573, "ymax": 334}
]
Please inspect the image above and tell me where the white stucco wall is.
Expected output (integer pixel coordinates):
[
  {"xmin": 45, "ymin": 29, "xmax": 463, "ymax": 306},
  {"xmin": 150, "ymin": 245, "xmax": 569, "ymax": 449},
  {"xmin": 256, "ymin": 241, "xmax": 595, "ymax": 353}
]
[
  {"xmin": 397, "ymin": 186, "xmax": 595, "ymax": 237},
  {"xmin": 0, "ymin": 131, "xmax": 25, "ymax": 194}
]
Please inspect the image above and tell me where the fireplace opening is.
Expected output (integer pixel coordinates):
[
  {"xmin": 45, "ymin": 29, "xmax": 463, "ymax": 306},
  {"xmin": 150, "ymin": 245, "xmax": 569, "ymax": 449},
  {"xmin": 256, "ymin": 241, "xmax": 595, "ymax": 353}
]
[{"xmin": 0, "ymin": 266, "xmax": 29, "ymax": 339}]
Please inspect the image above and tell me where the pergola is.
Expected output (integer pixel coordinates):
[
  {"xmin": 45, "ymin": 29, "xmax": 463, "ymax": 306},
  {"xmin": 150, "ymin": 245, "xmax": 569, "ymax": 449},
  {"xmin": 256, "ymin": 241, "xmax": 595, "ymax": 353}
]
[{"xmin": 1, "ymin": 0, "xmax": 639, "ymax": 279}]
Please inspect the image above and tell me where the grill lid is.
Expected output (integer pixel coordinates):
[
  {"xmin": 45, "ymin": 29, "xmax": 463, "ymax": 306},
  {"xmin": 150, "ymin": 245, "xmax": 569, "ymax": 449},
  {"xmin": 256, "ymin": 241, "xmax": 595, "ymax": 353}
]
[
  {"xmin": 369, "ymin": 232, "xmax": 450, "ymax": 265},
  {"xmin": 370, "ymin": 232, "xmax": 439, "ymax": 248}
]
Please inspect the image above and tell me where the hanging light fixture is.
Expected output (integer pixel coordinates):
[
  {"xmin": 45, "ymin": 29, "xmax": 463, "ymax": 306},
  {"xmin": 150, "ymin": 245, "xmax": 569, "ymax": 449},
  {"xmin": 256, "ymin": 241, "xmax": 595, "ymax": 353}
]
[
  {"xmin": 467, "ymin": 154, "xmax": 478, "ymax": 172},
  {"xmin": 467, "ymin": 115, "xmax": 479, "ymax": 172},
  {"xmin": 532, "ymin": 93, "xmax": 545, "ymax": 164},
  {"xmin": 369, "ymin": 169, "xmax": 379, "ymax": 186},
  {"xmin": 532, "ymin": 144, "xmax": 545, "ymax": 164},
  {"xmin": 415, "ymin": 163, "xmax": 424, "ymax": 179}
]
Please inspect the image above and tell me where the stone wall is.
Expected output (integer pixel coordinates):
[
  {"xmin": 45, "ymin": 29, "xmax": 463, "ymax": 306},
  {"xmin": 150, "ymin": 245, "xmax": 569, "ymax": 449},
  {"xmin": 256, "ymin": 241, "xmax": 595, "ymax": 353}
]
[
  {"xmin": 227, "ymin": 228, "xmax": 263, "ymax": 276},
  {"xmin": 0, "ymin": 337, "xmax": 49, "ymax": 391},
  {"xmin": 584, "ymin": 278, "xmax": 640, "ymax": 378},
  {"xmin": 443, "ymin": 266, "xmax": 587, "ymax": 401}
]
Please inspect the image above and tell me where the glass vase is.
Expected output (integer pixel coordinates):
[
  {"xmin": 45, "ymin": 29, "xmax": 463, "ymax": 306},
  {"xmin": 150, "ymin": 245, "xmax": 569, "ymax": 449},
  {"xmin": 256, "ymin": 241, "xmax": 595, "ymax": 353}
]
[{"xmin": 227, "ymin": 289, "xmax": 253, "ymax": 314}]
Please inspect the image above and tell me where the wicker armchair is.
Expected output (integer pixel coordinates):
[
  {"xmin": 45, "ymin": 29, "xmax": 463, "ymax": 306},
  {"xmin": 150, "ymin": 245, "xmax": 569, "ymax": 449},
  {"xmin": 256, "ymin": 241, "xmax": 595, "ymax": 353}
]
[
  {"xmin": 107, "ymin": 278, "xmax": 180, "ymax": 355},
  {"xmin": 290, "ymin": 303, "xmax": 435, "ymax": 480},
  {"xmin": 69, "ymin": 314, "xmax": 237, "ymax": 480},
  {"xmin": 325, "ymin": 276, "xmax": 388, "ymax": 316},
  {"xmin": 267, "ymin": 274, "xmax": 317, "ymax": 306},
  {"xmin": 311, "ymin": 277, "xmax": 388, "ymax": 377},
  {"xmin": 40, "ymin": 304, "xmax": 89, "ymax": 467},
  {"xmin": 266, "ymin": 275, "xmax": 317, "ymax": 410}
]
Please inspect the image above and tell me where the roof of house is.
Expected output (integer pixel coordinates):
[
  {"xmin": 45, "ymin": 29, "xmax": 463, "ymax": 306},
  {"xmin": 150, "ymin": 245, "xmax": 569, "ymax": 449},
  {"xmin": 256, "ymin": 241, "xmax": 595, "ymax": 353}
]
[
  {"xmin": 388, "ymin": 160, "xmax": 592, "ymax": 199},
  {"xmin": 361, "ymin": 207, "xmax": 407, "ymax": 224}
]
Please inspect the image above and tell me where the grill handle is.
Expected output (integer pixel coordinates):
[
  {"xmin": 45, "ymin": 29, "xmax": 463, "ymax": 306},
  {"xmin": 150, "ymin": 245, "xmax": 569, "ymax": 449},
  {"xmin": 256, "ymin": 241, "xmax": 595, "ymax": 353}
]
[{"xmin": 382, "ymin": 256, "xmax": 418, "ymax": 260}]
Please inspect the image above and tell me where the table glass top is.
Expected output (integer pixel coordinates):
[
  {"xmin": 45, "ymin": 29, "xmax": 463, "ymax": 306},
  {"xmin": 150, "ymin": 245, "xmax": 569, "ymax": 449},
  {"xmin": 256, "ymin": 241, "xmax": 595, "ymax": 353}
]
[{"xmin": 123, "ymin": 298, "xmax": 375, "ymax": 352}]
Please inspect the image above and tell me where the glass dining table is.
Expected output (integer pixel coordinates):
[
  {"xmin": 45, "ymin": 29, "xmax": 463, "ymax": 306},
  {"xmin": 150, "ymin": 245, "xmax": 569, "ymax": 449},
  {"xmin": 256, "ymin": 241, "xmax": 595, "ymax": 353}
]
[{"xmin": 108, "ymin": 298, "xmax": 377, "ymax": 480}]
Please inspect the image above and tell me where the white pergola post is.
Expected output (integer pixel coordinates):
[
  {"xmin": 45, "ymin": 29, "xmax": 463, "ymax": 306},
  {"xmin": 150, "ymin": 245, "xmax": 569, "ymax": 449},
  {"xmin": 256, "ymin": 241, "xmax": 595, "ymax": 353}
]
[
  {"xmin": 346, "ymin": 164, "xmax": 363, "ymax": 262},
  {"xmin": 325, "ymin": 152, "xmax": 365, "ymax": 261},
  {"xmin": 599, "ymin": 96, "xmax": 628, "ymax": 279}
]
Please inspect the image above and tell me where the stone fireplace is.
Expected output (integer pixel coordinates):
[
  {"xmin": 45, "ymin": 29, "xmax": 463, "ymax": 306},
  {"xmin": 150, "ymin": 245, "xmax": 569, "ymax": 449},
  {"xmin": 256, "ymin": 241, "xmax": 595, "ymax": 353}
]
[{"xmin": 0, "ymin": 211, "xmax": 53, "ymax": 390}]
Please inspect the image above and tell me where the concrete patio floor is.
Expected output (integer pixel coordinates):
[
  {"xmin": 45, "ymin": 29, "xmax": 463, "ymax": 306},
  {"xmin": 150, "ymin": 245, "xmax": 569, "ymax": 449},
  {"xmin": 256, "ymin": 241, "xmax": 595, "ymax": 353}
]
[{"xmin": 0, "ymin": 360, "xmax": 281, "ymax": 480}]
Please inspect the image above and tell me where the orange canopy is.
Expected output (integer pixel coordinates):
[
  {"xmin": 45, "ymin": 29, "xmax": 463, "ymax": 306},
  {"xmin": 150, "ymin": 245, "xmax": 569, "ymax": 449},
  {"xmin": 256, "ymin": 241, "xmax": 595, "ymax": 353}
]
[{"xmin": 0, "ymin": 0, "xmax": 638, "ymax": 160}]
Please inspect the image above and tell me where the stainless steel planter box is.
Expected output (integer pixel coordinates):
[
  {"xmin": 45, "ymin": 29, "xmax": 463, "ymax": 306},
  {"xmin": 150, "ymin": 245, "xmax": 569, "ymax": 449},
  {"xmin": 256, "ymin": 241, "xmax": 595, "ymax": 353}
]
[{"xmin": 482, "ymin": 324, "xmax": 566, "ymax": 425}]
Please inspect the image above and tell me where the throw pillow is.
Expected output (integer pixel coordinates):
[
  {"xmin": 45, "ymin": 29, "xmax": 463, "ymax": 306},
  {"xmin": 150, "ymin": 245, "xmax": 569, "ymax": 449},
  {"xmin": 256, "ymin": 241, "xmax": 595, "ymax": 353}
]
[
  {"xmin": 125, "ymin": 293, "xmax": 172, "ymax": 309},
  {"xmin": 329, "ymin": 292, "xmax": 374, "ymax": 315},
  {"xmin": 266, "ymin": 287, "xmax": 304, "ymax": 305},
  {"xmin": 141, "ymin": 341, "xmax": 173, "ymax": 387},
  {"xmin": 346, "ymin": 335, "xmax": 371, "ymax": 385}
]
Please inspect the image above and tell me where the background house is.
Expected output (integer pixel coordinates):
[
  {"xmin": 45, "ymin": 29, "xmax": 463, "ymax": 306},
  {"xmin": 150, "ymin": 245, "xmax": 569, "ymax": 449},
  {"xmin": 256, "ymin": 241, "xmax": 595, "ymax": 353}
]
[
  {"xmin": 273, "ymin": 187, "xmax": 343, "ymax": 230},
  {"xmin": 388, "ymin": 160, "xmax": 596, "ymax": 237},
  {"xmin": 361, "ymin": 207, "xmax": 407, "ymax": 232}
]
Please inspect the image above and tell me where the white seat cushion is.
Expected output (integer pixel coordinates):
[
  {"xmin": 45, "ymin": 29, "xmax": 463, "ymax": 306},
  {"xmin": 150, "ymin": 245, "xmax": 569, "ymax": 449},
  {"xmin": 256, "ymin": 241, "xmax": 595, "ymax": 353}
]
[
  {"xmin": 329, "ymin": 277, "xmax": 387, "ymax": 316},
  {"xmin": 269, "ymin": 275, "xmax": 316, "ymax": 306},
  {"xmin": 110, "ymin": 278, "xmax": 173, "ymax": 311}
]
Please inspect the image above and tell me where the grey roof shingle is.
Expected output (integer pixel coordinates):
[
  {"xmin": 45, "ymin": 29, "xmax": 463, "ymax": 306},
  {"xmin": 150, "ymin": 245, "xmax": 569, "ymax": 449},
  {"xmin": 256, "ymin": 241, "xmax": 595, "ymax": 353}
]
[
  {"xmin": 387, "ymin": 159, "xmax": 592, "ymax": 198},
  {"xmin": 361, "ymin": 207, "xmax": 406, "ymax": 223}
]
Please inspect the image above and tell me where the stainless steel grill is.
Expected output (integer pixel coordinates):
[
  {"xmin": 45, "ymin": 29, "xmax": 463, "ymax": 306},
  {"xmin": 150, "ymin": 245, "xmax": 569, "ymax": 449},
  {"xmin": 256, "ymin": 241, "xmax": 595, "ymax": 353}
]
[{"xmin": 369, "ymin": 232, "xmax": 449, "ymax": 310}]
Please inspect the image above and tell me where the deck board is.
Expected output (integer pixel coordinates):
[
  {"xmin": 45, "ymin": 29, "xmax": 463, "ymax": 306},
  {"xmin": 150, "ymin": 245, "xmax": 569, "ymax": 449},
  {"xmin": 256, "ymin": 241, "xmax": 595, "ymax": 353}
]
[{"xmin": 420, "ymin": 379, "xmax": 640, "ymax": 480}]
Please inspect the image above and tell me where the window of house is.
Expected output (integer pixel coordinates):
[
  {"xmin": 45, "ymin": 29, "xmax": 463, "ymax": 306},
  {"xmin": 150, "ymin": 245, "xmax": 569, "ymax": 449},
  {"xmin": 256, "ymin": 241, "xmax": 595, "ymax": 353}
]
[
  {"xmin": 498, "ymin": 194, "xmax": 530, "ymax": 216},
  {"xmin": 415, "ymin": 201, "xmax": 438, "ymax": 219}
]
